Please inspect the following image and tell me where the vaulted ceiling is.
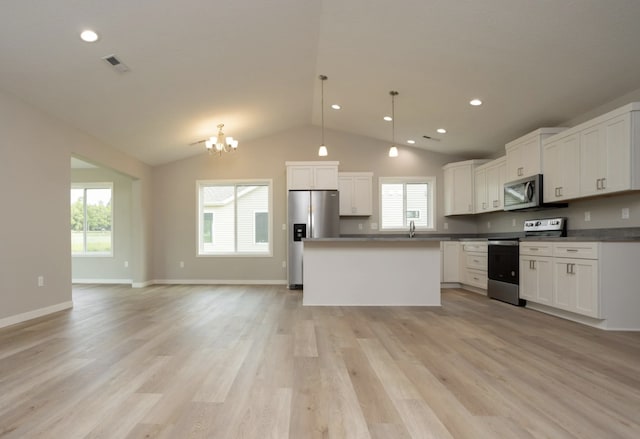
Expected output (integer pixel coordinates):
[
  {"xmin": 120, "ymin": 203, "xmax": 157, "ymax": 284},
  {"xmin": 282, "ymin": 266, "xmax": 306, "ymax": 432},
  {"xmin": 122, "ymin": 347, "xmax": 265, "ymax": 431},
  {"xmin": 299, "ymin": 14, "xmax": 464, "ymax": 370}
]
[{"xmin": 2, "ymin": 0, "xmax": 640, "ymax": 166}]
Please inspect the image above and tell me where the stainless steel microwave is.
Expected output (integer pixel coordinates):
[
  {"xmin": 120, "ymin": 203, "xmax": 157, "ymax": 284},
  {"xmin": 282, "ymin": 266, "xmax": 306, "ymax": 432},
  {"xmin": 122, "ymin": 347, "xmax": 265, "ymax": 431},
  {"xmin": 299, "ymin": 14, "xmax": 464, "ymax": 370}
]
[{"xmin": 503, "ymin": 174, "xmax": 567, "ymax": 211}]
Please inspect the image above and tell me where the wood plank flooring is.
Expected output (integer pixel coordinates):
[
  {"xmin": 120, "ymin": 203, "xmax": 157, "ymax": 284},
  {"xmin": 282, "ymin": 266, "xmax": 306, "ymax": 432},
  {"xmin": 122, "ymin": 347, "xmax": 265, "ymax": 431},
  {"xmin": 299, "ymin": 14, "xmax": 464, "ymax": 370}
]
[{"xmin": 1, "ymin": 284, "xmax": 639, "ymax": 438}]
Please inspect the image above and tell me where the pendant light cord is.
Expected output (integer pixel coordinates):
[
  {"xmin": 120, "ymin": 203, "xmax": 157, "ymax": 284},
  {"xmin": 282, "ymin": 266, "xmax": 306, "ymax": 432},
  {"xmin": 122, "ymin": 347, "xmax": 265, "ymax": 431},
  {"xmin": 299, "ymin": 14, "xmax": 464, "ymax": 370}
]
[
  {"xmin": 320, "ymin": 75, "xmax": 327, "ymax": 146},
  {"xmin": 390, "ymin": 90, "xmax": 398, "ymax": 146}
]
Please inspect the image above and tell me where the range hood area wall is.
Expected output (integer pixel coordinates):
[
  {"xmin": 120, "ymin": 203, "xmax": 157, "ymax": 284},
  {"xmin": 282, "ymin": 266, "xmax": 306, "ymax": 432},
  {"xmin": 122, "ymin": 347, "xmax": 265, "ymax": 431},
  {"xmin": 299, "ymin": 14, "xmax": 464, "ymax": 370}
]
[{"xmin": 475, "ymin": 191, "xmax": 640, "ymax": 234}]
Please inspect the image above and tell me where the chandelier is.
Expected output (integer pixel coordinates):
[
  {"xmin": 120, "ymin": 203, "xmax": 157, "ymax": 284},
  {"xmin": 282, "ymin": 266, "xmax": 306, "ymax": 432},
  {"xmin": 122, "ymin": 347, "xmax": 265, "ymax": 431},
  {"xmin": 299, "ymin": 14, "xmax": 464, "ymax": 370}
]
[{"xmin": 205, "ymin": 123, "xmax": 238, "ymax": 155}]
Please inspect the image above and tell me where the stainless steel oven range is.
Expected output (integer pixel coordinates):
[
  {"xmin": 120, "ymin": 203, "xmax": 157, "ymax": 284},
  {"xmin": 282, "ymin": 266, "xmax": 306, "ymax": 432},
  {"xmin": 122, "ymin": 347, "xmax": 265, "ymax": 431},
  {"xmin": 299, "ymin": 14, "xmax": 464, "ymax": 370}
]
[{"xmin": 487, "ymin": 217, "xmax": 567, "ymax": 306}]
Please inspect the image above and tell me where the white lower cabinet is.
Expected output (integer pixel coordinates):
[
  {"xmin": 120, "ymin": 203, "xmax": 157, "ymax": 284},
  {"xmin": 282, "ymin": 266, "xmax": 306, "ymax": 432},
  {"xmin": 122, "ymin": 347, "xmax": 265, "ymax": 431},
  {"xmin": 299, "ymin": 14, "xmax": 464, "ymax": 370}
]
[
  {"xmin": 520, "ymin": 254, "xmax": 553, "ymax": 306},
  {"xmin": 460, "ymin": 241, "xmax": 488, "ymax": 291},
  {"xmin": 521, "ymin": 242, "xmax": 599, "ymax": 319},
  {"xmin": 552, "ymin": 258, "xmax": 599, "ymax": 318},
  {"xmin": 440, "ymin": 241, "xmax": 460, "ymax": 283}
]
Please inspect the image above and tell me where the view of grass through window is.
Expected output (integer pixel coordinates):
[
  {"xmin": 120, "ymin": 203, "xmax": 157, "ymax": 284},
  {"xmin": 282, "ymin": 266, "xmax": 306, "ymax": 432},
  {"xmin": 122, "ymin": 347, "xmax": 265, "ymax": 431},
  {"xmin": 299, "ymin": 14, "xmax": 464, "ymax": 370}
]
[{"xmin": 71, "ymin": 185, "xmax": 113, "ymax": 255}]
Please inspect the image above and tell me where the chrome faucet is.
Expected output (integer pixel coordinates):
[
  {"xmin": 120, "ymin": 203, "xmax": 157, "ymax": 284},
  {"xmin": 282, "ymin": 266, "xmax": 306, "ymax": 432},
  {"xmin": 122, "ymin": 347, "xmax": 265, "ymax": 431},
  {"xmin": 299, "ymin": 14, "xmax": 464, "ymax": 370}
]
[{"xmin": 409, "ymin": 220, "xmax": 415, "ymax": 238}]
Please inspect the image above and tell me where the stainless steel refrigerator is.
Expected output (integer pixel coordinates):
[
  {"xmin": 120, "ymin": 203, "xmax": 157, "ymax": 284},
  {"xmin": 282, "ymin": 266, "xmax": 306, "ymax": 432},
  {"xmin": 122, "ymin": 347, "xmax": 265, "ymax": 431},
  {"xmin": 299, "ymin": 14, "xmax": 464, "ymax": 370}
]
[{"xmin": 288, "ymin": 190, "xmax": 340, "ymax": 289}]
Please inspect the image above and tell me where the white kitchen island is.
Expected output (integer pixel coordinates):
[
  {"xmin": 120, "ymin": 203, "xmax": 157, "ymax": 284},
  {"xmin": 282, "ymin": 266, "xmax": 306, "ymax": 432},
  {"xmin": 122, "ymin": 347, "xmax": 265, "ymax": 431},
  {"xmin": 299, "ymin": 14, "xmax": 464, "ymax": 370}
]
[{"xmin": 302, "ymin": 237, "xmax": 443, "ymax": 306}]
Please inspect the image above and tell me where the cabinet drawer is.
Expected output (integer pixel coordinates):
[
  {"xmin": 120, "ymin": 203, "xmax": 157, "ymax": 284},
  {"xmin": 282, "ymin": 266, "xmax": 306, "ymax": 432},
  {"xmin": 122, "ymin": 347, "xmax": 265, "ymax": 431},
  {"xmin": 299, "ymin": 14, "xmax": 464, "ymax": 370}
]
[
  {"xmin": 553, "ymin": 242, "xmax": 598, "ymax": 259},
  {"xmin": 464, "ymin": 268, "xmax": 487, "ymax": 289},
  {"xmin": 465, "ymin": 253, "xmax": 487, "ymax": 270},
  {"xmin": 461, "ymin": 242, "xmax": 487, "ymax": 253},
  {"xmin": 520, "ymin": 242, "xmax": 553, "ymax": 257}
]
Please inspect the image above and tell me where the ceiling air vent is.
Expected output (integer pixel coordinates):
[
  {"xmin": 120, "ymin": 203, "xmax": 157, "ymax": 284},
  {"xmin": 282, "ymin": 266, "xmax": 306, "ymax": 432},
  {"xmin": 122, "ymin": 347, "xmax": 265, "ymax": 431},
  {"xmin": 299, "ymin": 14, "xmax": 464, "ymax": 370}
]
[{"xmin": 101, "ymin": 54, "xmax": 130, "ymax": 73}]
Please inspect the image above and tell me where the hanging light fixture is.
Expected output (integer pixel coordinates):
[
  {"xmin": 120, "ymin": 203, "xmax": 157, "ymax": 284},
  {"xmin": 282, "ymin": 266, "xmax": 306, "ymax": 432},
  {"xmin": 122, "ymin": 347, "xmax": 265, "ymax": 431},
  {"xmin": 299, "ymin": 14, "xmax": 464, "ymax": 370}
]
[
  {"xmin": 388, "ymin": 90, "xmax": 399, "ymax": 157},
  {"xmin": 318, "ymin": 75, "xmax": 328, "ymax": 157},
  {"xmin": 204, "ymin": 123, "xmax": 238, "ymax": 155}
]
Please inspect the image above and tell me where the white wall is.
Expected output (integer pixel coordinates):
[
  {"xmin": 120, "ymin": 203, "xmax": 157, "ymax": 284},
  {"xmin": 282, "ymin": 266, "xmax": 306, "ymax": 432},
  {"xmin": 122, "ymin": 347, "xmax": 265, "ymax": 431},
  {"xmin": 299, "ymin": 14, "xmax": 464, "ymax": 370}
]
[
  {"xmin": 151, "ymin": 126, "xmax": 477, "ymax": 283},
  {"xmin": 0, "ymin": 88, "xmax": 152, "ymax": 325}
]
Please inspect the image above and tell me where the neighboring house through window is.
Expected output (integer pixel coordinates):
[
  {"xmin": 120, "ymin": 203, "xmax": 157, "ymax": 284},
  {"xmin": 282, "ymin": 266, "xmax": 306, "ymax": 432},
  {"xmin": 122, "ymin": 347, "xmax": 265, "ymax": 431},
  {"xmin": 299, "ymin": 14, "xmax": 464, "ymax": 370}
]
[
  {"xmin": 379, "ymin": 176, "xmax": 436, "ymax": 231},
  {"xmin": 71, "ymin": 183, "xmax": 113, "ymax": 256},
  {"xmin": 197, "ymin": 180, "xmax": 272, "ymax": 255}
]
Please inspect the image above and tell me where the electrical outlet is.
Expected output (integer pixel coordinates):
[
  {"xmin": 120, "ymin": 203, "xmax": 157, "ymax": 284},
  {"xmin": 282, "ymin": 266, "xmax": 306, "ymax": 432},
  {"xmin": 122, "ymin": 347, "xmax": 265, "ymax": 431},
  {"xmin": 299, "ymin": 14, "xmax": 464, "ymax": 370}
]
[
  {"xmin": 487, "ymin": 221, "xmax": 491, "ymax": 229},
  {"xmin": 124, "ymin": 260, "xmax": 129, "ymax": 268},
  {"xmin": 443, "ymin": 222, "xmax": 449, "ymax": 230},
  {"xmin": 282, "ymin": 260, "xmax": 286, "ymax": 268},
  {"xmin": 370, "ymin": 222, "xmax": 378, "ymax": 230},
  {"xmin": 37, "ymin": 276, "xmax": 44, "ymax": 287},
  {"xmin": 358, "ymin": 223, "xmax": 363, "ymax": 230},
  {"xmin": 282, "ymin": 223, "xmax": 286, "ymax": 230},
  {"xmin": 622, "ymin": 208, "xmax": 630, "ymax": 219},
  {"xmin": 512, "ymin": 218, "xmax": 516, "ymax": 227},
  {"xmin": 584, "ymin": 211, "xmax": 591, "ymax": 222},
  {"xmin": 179, "ymin": 261, "xmax": 185, "ymax": 268}
]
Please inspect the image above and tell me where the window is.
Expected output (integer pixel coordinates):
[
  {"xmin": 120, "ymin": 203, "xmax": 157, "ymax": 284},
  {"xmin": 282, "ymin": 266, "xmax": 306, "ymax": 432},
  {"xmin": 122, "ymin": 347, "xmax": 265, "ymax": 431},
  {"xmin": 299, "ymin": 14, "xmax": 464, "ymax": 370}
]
[
  {"xmin": 71, "ymin": 183, "xmax": 113, "ymax": 256},
  {"xmin": 197, "ymin": 180, "xmax": 272, "ymax": 255},
  {"xmin": 379, "ymin": 177, "xmax": 436, "ymax": 231}
]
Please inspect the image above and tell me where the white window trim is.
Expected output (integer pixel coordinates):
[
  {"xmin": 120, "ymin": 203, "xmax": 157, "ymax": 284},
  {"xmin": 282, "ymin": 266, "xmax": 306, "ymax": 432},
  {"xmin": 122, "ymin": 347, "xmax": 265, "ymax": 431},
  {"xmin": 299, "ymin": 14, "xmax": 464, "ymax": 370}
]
[
  {"xmin": 196, "ymin": 179, "xmax": 273, "ymax": 257},
  {"xmin": 379, "ymin": 176, "xmax": 436, "ymax": 232},
  {"xmin": 71, "ymin": 182, "xmax": 114, "ymax": 257}
]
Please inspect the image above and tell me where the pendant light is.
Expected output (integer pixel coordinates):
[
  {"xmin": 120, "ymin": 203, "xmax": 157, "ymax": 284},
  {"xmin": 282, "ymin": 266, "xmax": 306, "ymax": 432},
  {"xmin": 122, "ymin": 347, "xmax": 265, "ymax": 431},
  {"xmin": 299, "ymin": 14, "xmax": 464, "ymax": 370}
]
[
  {"xmin": 318, "ymin": 75, "xmax": 328, "ymax": 157},
  {"xmin": 388, "ymin": 91, "xmax": 399, "ymax": 158}
]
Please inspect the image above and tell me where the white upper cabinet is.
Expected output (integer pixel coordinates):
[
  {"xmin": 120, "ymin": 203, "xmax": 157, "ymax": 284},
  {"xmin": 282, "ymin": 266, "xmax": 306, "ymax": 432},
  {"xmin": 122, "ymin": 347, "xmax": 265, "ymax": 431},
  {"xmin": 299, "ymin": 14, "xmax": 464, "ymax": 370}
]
[
  {"xmin": 580, "ymin": 113, "xmax": 632, "ymax": 197},
  {"xmin": 474, "ymin": 157, "xmax": 506, "ymax": 213},
  {"xmin": 286, "ymin": 161, "xmax": 339, "ymax": 190},
  {"xmin": 542, "ymin": 102, "xmax": 640, "ymax": 202},
  {"xmin": 505, "ymin": 128, "xmax": 567, "ymax": 182},
  {"xmin": 338, "ymin": 172, "xmax": 373, "ymax": 216},
  {"xmin": 443, "ymin": 160, "xmax": 489, "ymax": 216},
  {"xmin": 543, "ymin": 132, "xmax": 580, "ymax": 202}
]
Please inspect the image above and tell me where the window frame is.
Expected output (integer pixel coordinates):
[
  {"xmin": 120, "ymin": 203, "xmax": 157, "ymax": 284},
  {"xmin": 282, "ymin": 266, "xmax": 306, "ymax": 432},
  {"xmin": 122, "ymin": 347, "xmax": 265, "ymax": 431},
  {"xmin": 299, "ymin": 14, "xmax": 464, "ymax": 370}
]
[
  {"xmin": 378, "ymin": 176, "xmax": 436, "ymax": 232},
  {"xmin": 196, "ymin": 179, "xmax": 273, "ymax": 257},
  {"xmin": 71, "ymin": 182, "xmax": 114, "ymax": 257}
]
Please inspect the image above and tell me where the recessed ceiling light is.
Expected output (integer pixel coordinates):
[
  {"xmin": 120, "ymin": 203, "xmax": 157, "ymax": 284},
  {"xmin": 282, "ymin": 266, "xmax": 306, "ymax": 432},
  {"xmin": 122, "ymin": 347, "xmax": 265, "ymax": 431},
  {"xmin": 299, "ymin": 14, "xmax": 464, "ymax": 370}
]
[
  {"xmin": 407, "ymin": 140, "xmax": 416, "ymax": 144},
  {"xmin": 437, "ymin": 128, "xmax": 447, "ymax": 134},
  {"xmin": 469, "ymin": 99, "xmax": 483, "ymax": 106},
  {"xmin": 383, "ymin": 116, "xmax": 392, "ymax": 121},
  {"xmin": 331, "ymin": 104, "xmax": 341, "ymax": 110},
  {"xmin": 80, "ymin": 30, "xmax": 99, "ymax": 42}
]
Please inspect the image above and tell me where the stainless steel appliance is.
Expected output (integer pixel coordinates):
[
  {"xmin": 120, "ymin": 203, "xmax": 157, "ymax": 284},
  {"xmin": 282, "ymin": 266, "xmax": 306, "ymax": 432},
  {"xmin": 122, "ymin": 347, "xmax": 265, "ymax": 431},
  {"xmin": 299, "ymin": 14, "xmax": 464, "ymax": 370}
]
[
  {"xmin": 487, "ymin": 217, "xmax": 567, "ymax": 306},
  {"xmin": 503, "ymin": 174, "xmax": 567, "ymax": 211},
  {"xmin": 288, "ymin": 190, "xmax": 340, "ymax": 289}
]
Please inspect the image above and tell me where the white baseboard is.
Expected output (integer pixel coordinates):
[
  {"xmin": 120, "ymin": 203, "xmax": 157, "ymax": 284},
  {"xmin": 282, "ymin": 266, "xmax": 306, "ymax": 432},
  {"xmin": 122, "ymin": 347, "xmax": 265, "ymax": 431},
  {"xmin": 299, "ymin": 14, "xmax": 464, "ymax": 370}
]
[
  {"xmin": 152, "ymin": 279, "xmax": 287, "ymax": 286},
  {"xmin": 72, "ymin": 278, "xmax": 132, "ymax": 284},
  {"xmin": 132, "ymin": 280, "xmax": 154, "ymax": 288},
  {"xmin": 0, "ymin": 301, "xmax": 73, "ymax": 329}
]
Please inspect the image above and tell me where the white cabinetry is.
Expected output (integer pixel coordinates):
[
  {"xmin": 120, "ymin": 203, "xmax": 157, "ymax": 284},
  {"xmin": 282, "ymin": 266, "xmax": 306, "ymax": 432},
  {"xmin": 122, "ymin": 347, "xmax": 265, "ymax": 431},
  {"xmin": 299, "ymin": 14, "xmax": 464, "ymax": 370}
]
[
  {"xmin": 440, "ymin": 241, "xmax": 460, "ymax": 283},
  {"xmin": 338, "ymin": 172, "xmax": 373, "ymax": 216},
  {"xmin": 460, "ymin": 241, "xmax": 488, "ymax": 290},
  {"xmin": 542, "ymin": 103, "xmax": 640, "ymax": 202},
  {"xmin": 520, "ymin": 242, "xmax": 599, "ymax": 319},
  {"xmin": 521, "ymin": 240, "xmax": 640, "ymax": 330},
  {"xmin": 474, "ymin": 157, "xmax": 506, "ymax": 213},
  {"xmin": 543, "ymin": 133, "xmax": 580, "ymax": 202},
  {"xmin": 580, "ymin": 113, "xmax": 632, "ymax": 197},
  {"xmin": 286, "ymin": 161, "xmax": 339, "ymax": 190},
  {"xmin": 505, "ymin": 128, "xmax": 566, "ymax": 181},
  {"xmin": 443, "ymin": 160, "xmax": 489, "ymax": 216},
  {"xmin": 520, "ymin": 242, "xmax": 553, "ymax": 306}
]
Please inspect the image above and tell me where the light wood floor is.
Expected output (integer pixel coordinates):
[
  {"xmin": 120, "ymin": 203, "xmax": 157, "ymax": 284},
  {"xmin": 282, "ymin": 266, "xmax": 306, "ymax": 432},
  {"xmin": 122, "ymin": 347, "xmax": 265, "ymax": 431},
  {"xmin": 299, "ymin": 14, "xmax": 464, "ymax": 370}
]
[{"xmin": 1, "ymin": 285, "xmax": 639, "ymax": 438}]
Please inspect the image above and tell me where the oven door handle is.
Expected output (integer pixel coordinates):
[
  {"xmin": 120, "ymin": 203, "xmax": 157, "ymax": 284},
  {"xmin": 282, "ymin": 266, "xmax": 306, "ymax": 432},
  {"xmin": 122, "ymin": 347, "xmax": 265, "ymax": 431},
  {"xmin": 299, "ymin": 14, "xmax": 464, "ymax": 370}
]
[{"xmin": 488, "ymin": 240, "xmax": 520, "ymax": 246}]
